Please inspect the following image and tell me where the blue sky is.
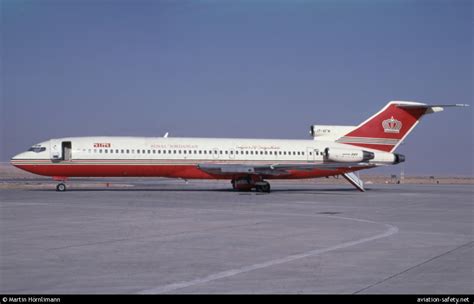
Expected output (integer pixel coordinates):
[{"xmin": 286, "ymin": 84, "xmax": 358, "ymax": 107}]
[{"xmin": 1, "ymin": 0, "xmax": 472, "ymax": 176}]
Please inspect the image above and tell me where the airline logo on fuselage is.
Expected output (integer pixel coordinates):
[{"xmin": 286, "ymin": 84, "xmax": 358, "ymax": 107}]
[
  {"xmin": 382, "ymin": 117, "xmax": 402, "ymax": 133},
  {"xmin": 94, "ymin": 143, "xmax": 111, "ymax": 148}
]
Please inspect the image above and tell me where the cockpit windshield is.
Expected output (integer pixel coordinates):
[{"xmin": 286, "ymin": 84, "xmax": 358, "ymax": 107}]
[{"xmin": 28, "ymin": 145, "xmax": 46, "ymax": 153}]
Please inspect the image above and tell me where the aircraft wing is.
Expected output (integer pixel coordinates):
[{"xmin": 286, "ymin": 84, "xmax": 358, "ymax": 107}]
[{"xmin": 197, "ymin": 162, "xmax": 375, "ymax": 176}]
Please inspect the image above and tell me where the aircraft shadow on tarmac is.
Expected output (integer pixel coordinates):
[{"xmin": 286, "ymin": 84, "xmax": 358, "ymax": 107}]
[{"xmin": 31, "ymin": 187, "xmax": 373, "ymax": 194}]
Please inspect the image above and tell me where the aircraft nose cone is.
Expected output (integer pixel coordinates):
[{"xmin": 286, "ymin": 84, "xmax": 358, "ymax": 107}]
[
  {"xmin": 10, "ymin": 152, "xmax": 29, "ymax": 166},
  {"xmin": 11, "ymin": 155, "xmax": 20, "ymax": 168}
]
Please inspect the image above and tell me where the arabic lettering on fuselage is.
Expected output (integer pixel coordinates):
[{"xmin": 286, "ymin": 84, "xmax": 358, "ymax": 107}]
[{"xmin": 236, "ymin": 145, "xmax": 281, "ymax": 150}]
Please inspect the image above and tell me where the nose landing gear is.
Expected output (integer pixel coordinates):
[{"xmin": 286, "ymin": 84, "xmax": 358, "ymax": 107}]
[
  {"xmin": 53, "ymin": 176, "xmax": 68, "ymax": 192},
  {"xmin": 56, "ymin": 183, "xmax": 67, "ymax": 192}
]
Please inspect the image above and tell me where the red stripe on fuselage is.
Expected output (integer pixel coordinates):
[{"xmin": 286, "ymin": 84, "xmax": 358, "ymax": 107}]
[
  {"xmin": 339, "ymin": 142, "xmax": 397, "ymax": 152},
  {"xmin": 12, "ymin": 163, "xmax": 357, "ymax": 180}
]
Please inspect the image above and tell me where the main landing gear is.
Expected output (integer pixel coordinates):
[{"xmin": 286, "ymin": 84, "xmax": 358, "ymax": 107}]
[
  {"xmin": 231, "ymin": 177, "xmax": 271, "ymax": 193},
  {"xmin": 255, "ymin": 181, "xmax": 271, "ymax": 193}
]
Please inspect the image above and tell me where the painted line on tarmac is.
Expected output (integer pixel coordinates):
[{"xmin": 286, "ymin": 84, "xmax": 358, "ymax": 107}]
[{"xmin": 138, "ymin": 216, "xmax": 399, "ymax": 294}]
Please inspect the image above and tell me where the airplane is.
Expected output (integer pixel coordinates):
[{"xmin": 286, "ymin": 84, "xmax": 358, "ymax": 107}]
[{"xmin": 11, "ymin": 101, "xmax": 468, "ymax": 192}]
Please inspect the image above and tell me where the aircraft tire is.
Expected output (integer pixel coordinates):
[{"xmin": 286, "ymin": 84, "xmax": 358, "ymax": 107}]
[
  {"xmin": 262, "ymin": 182, "xmax": 271, "ymax": 193},
  {"xmin": 256, "ymin": 182, "xmax": 271, "ymax": 193},
  {"xmin": 56, "ymin": 183, "xmax": 67, "ymax": 192}
]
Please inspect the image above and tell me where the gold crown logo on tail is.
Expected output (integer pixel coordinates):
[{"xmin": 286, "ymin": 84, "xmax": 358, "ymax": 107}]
[{"xmin": 382, "ymin": 116, "xmax": 402, "ymax": 133}]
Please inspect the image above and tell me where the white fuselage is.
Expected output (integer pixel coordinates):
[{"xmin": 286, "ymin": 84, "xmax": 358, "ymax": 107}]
[{"xmin": 11, "ymin": 136, "xmax": 397, "ymax": 179}]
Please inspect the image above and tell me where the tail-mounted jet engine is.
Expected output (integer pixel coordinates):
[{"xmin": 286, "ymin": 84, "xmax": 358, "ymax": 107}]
[{"xmin": 325, "ymin": 148, "xmax": 375, "ymax": 163}]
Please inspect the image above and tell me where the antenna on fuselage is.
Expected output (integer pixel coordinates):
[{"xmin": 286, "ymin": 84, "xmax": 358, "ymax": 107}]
[{"xmin": 163, "ymin": 132, "xmax": 169, "ymax": 138}]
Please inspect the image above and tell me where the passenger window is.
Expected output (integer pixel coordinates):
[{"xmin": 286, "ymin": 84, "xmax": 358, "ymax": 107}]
[
  {"xmin": 225, "ymin": 151, "xmax": 228, "ymax": 154},
  {"xmin": 264, "ymin": 151, "xmax": 268, "ymax": 155},
  {"xmin": 105, "ymin": 149, "xmax": 108, "ymax": 153},
  {"xmin": 137, "ymin": 150, "xmax": 140, "ymax": 154},
  {"xmin": 230, "ymin": 151, "xmax": 233, "ymax": 154},
  {"xmin": 126, "ymin": 149, "xmax": 129, "ymax": 154},
  {"xmin": 99, "ymin": 149, "xmax": 103, "ymax": 153},
  {"xmin": 203, "ymin": 151, "xmax": 207, "ymax": 154}
]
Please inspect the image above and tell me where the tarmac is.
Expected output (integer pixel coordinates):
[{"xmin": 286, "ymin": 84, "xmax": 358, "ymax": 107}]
[{"xmin": 0, "ymin": 179, "xmax": 472, "ymax": 294}]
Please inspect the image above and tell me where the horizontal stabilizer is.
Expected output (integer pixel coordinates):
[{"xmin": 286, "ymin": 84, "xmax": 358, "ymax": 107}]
[{"xmin": 396, "ymin": 103, "xmax": 469, "ymax": 114}]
